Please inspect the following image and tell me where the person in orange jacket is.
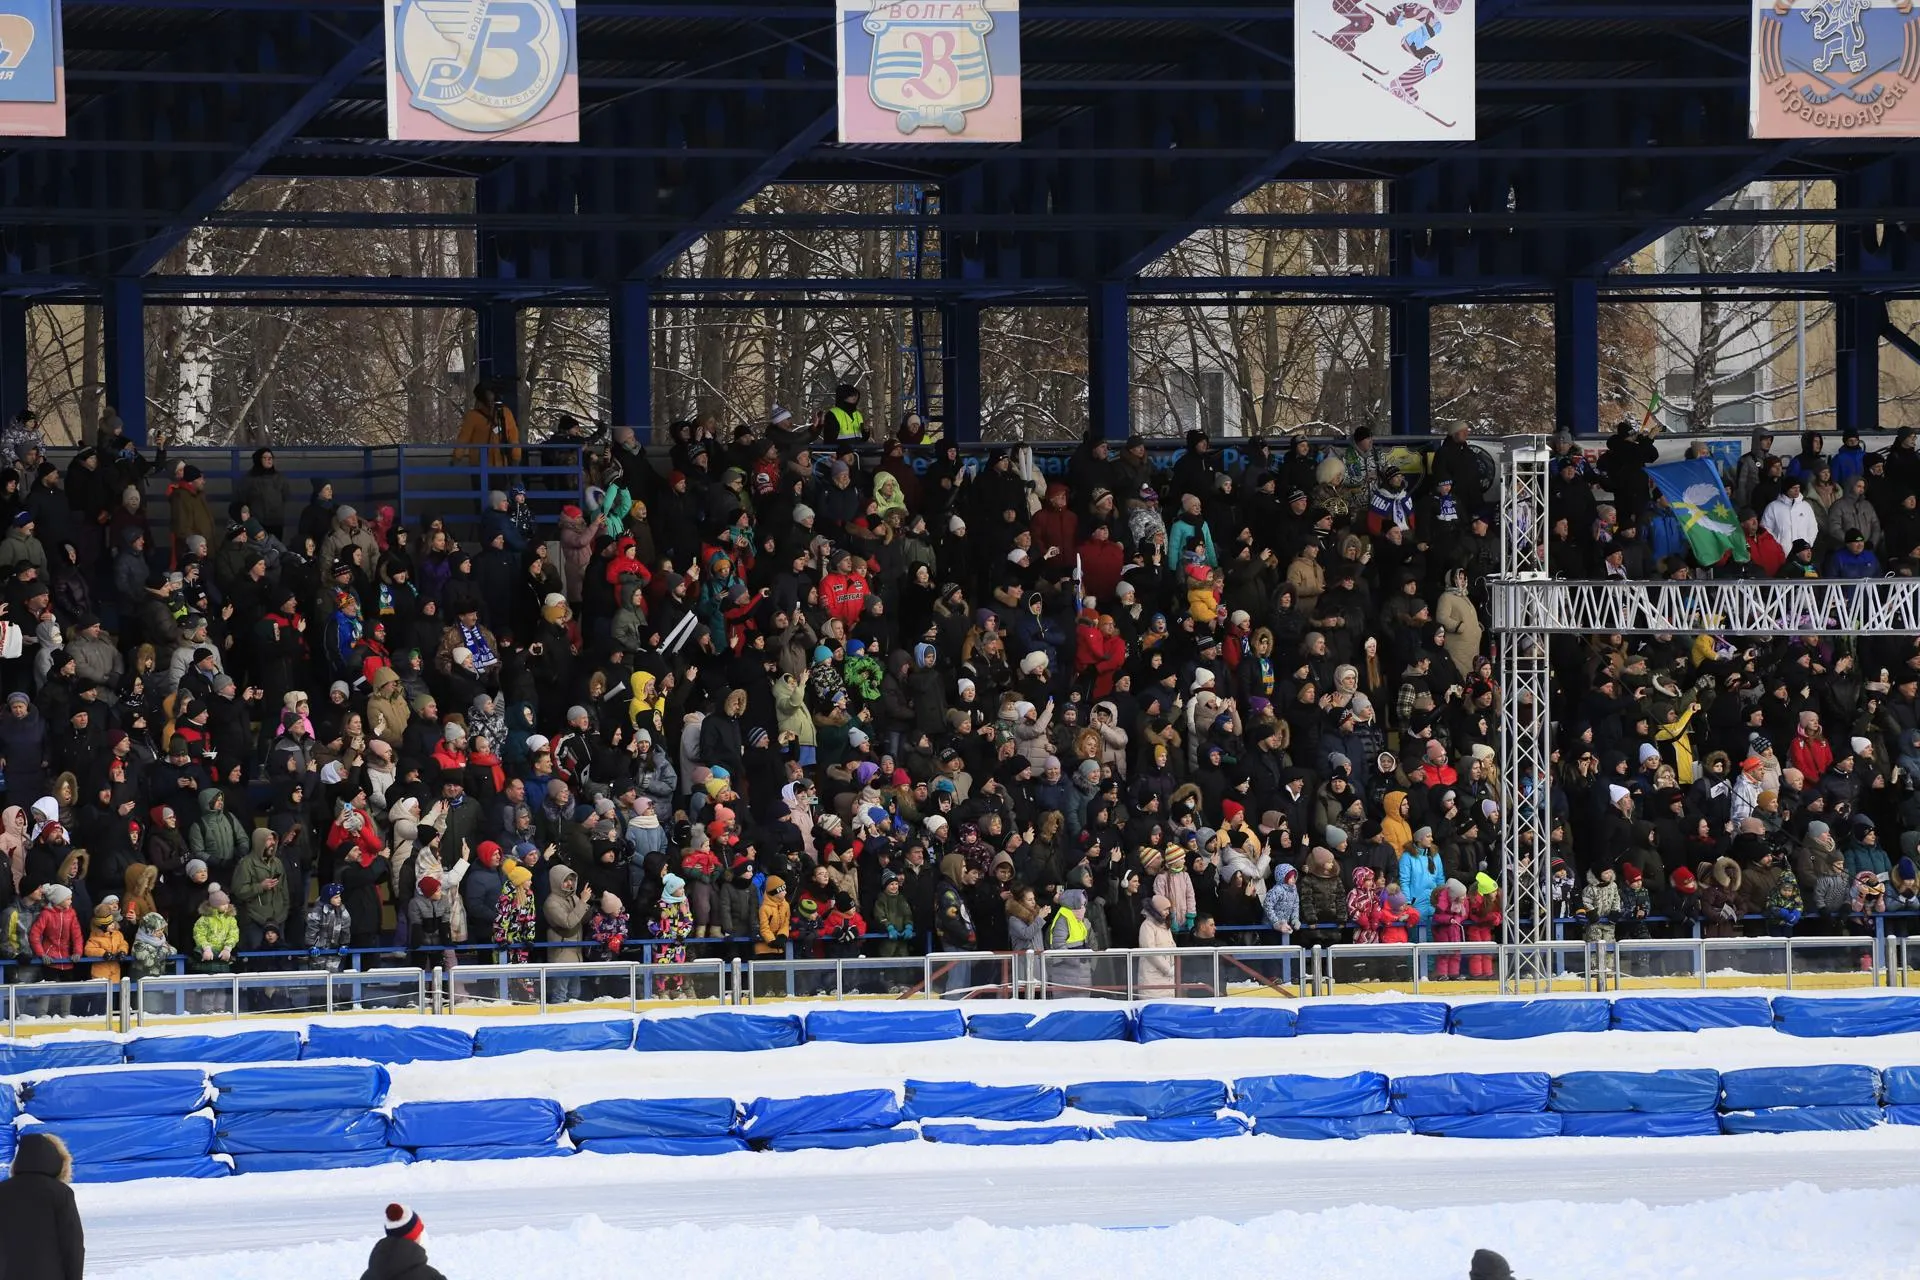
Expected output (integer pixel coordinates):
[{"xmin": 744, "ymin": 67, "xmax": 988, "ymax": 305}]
[{"xmin": 453, "ymin": 382, "xmax": 521, "ymax": 468}]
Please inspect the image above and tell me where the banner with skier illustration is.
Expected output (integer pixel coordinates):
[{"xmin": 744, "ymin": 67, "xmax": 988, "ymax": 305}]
[
  {"xmin": 1752, "ymin": 0, "xmax": 1920, "ymax": 138},
  {"xmin": 1294, "ymin": 0, "xmax": 1475, "ymax": 142}
]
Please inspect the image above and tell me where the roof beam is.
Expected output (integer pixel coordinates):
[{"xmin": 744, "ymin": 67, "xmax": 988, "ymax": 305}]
[{"xmin": 117, "ymin": 23, "xmax": 382, "ymax": 276}]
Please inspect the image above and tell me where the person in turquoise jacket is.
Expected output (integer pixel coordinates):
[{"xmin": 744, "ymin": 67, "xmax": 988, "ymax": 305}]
[{"xmin": 1399, "ymin": 828, "xmax": 1446, "ymax": 945}]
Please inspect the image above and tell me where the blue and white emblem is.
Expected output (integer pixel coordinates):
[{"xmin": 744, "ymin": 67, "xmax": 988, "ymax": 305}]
[{"xmin": 394, "ymin": 0, "xmax": 568, "ymax": 133}]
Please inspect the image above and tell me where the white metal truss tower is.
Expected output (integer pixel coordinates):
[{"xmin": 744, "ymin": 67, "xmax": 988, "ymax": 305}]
[
  {"xmin": 1489, "ymin": 439, "xmax": 1554, "ymax": 990},
  {"xmin": 1486, "ymin": 435, "xmax": 1920, "ymax": 991}
]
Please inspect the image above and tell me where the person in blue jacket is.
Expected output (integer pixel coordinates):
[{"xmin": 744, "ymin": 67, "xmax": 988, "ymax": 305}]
[
  {"xmin": 1399, "ymin": 826, "xmax": 1446, "ymax": 944},
  {"xmin": 1825, "ymin": 528, "xmax": 1881, "ymax": 580}
]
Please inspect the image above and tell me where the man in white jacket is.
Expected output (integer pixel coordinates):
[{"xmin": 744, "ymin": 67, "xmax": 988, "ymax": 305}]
[{"xmin": 1762, "ymin": 476, "xmax": 1820, "ymax": 552}]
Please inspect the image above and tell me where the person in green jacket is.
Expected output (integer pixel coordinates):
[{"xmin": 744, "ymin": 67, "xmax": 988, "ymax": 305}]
[
  {"xmin": 188, "ymin": 787, "xmax": 249, "ymax": 882},
  {"xmin": 191, "ymin": 886, "xmax": 240, "ymax": 1013},
  {"xmin": 233, "ymin": 828, "xmax": 289, "ymax": 951},
  {"xmin": 869, "ymin": 870, "xmax": 914, "ymax": 959}
]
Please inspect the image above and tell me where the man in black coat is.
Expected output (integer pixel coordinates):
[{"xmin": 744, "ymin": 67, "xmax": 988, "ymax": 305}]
[
  {"xmin": 362, "ymin": 1203, "xmax": 448, "ymax": 1280},
  {"xmin": 0, "ymin": 1132, "xmax": 85, "ymax": 1280}
]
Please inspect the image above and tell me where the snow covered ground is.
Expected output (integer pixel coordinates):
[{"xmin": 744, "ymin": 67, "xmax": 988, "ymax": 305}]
[{"xmin": 89, "ymin": 1174, "xmax": 1920, "ymax": 1280}]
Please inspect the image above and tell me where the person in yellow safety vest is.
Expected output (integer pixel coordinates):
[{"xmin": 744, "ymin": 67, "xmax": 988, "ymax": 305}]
[
  {"xmin": 1047, "ymin": 888, "xmax": 1093, "ymax": 996},
  {"xmin": 454, "ymin": 382, "xmax": 522, "ymax": 469},
  {"xmin": 819, "ymin": 383, "xmax": 866, "ymax": 443}
]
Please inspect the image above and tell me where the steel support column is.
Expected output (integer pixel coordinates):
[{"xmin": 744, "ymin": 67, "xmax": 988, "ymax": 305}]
[
  {"xmin": 1554, "ymin": 279, "xmax": 1600, "ymax": 436},
  {"xmin": 103, "ymin": 279, "xmax": 146, "ymax": 443},
  {"xmin": 609, "ymin": 282, "xmax": 651, "ymax": 439},
  {"xmin": 476, "ymin": 299, "xmax": 522, "ymax": 419},
  {"xmin": 1493, "ymin": 439, "xmax": 1553, "ymax": 991},
  {"xmin": 1087, "ymin": 282, "xmax": 1130, "ymax": 439},
  {"xmin": 1390, "ymin": 300, "xmax": 1431, "ymax": 436},
  {"xmin": 1836, "ymin": 295, "xmax": 1883, "ymax": 434},
  {"xmin": 0, "ymin": 298, "xmax": 27, "ymax": 431},
  {"xmin": 944, "ymin": 299, "xmax": 982, "ymax": 442}
]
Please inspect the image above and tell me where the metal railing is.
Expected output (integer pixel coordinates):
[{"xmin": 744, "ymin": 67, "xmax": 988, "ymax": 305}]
[
  {"xmin": 5, "ymin": 937, "xmax": 1916, "ymax": 1032},
  {"xmin": 134, "ymin": 967, "xmax": 430, "ymax": 1024},
  {"xmin": 442, "ymin": 960, "xmax": 727, "ymax": 1011}
]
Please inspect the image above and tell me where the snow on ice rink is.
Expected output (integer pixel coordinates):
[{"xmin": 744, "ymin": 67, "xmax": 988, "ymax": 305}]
[{"xmin": 58, "ymin": 1003, "xmax": 1920, "ymax": 1279}]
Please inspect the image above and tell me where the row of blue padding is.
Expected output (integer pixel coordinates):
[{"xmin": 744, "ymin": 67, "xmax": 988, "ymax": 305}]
[
  {"xmin": 11, "ymin": 1061, "xmax": 1920, "ymax": 1180},
  {"xmin": 6, "ymin": 995, "xmax": 1920, "ymax": 1078}
]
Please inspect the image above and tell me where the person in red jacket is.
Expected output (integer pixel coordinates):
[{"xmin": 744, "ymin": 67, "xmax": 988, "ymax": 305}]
[
  {"xmin": 1738, "ymin": 510, "xmax": 1786, "ymax": 576},
  {"xmin": 1074, "ymin": 610, "xmax": 1127, "ymax": 700},
  {"xmin": 29, "ymin": 883, "xmax": 82, "ymax": 973},
  {"xmin": 821, "ymin": 550, "xmax": 870, "ymax": 629},
  {"xmin": 1465, "ymin": 872, "xmax": 1501, "ymax": 979},
  {"xmin": 1076, "ymin": 522, "xmax": 1125, "ymax": 607},
  {"xmin": 1790, "ymin": 710, "xmax": 1834, "ymax": 783},
  {"xmin": 1030, "ymin": 482, "xmax": 1079, "ymax": 566}
]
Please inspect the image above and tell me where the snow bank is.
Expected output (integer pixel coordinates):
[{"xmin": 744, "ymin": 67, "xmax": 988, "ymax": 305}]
[{"xmin": 91, "ymin": 1183, "xmax": 1920, "ymax": 1280}]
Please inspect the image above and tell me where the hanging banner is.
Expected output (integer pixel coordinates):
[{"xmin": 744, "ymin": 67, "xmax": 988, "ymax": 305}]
[
  {"xmin": 1752, "ymin": 1, "xmax": 1920, "ymax": 137},
  {"xmin": 837, "ymin": 0, "xmax": 1022, "ymax": 144},
  {"xmin": 386, "ymin": 0, "xmax": 578, "ymax": 142},
  {"xmin": 0, "ymin": 0, "xmax": 66, "ymax": 138},
  {"xmin": 1294, "ymin": 0, "xmax": 1475, "ymax": 142}
]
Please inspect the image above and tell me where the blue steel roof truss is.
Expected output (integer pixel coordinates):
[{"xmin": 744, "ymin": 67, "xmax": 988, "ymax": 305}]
[{"xmin": 0, "ymin": 0, "xmax": 1916, "ymax": 311}]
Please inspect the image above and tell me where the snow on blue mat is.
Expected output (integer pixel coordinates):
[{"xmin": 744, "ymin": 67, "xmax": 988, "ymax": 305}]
[
  {"xmin": 1065, "ymin": 1079, "xmax": 1229, "ymax": 1118},
  {"xmin": 410, "ymin": 1143, "xmax": 573, "ymax": 1162},
  {"xmin": 1253, "ymin": 1113, "xmax": 1413, "ymax": 1140},
  {"xmin": 474, "ymin": 1020, "xmax": 635, "ymax": 1056},
  {"xmin": 1135, "ymin": 1004, "xmax": 1295, "ymax": 1042},
  {"xmin": 805, "ymin": 1009, "xmax": 966, "ymax": 1044},
  {"xmin": 1609, "ymin": 997, "xmax": 1774, "ymax": 1033},
  {"xmin": 903, "ymin": 1081, "xmax": 1064, "ymax": 1123},
  {"xmin": 1392, "ymin": 1072, "xmax": 1550, "ymax": 1117},
  {"xmin": 740, "ymin": 1089, "xmax": 902, "ymax": 1140},
  {"xmin": 1719, "ymin": 1106, "xmax": 1884, "ymax": 1134},
  {"xmin": 70, "ymin": 1156, "xmax": 228, "ymax": 1183},
  {"xmin": 764, "ymin": 1127, "xmax": 916, "ymax": 1152},
  {"xmin": 632, "ymin": 1013, "xmax": 804, "ymax": 1053},
  {"xmin": 1772, "ymin": 996, "xmax": 1920, "ymax": 1038},
  {"xmin": 1881, "ymin": 1067, "xmax": 1920, "ymax": 1105},
  {"xmin": 1448, "ymin": 1000, "xmax": 1610, "ymax": 1039},
  {"xmin": 1549, "ymin": 1070, "xmax": 1723, "ymax": 1114},
  {"xmin": 1104, "ymin": 1115, "xmax": 1250, "ymax": 1142},
  {"xmin": 1411, "ymin": 1112, "xmax": 1564, "ymax": 1139},
  {"xmin": 124, "ymin": 1031, "xmax": 302, "ymax": 1065},
  {"xmin": 1295, "ymin": 1003, "xmax": 1449, "ymax": 1036},
  {"xmin": 388, "ymin": 1098, "xmax": 566, "ymax": 1148},
  {"xmin": 1719, "ymin": 1065, "xmax": 1880, "ymax": 1110},
  {"xmin": 23, "ymin": 1114, "xmax": 214, "ymax": 1163},
  {"xmin": 965, "ymin": 1010, "xmax": 1134, "ymax": 1042},
  {"xmin": 567, "ymin": 1098, "xmax": 738, "ymax": 1140},
  {"xmin": 212, "ymin": 1064, "xmax": 390, "ymax": 1112},
  {"xmin": 920, "ymin": 1123, "xmax": 1095, "ymax": 1146},
  {"xmin": 21, "ymin": 1068, "xmax": 209, "ymax": 1119},
  {"xmin": 0, "ymin": 1041, "xmax": 123, "ymax": 1076},
  {"xmin": 214, "ymin": 1109, "xmax": 390, "ymax": 1154},
  {"xmin": 1233, "ymin": 1072, "xmax": 1390, "ymax": 1118},
  {"xmin": 1557, "ymin": 1111, "xmax": 1722, "ymax": 1138},
  {"xmin": 230, "ymin": 1148, "xmax": 412, "ymax": 1175},
  {"xmin": 577, "ymin": 1135, "xmax": 749, "ymax": 1157},
  {"xmin": 302, "ymin": 1024, "xmax": 473, "ymax": 1063}
]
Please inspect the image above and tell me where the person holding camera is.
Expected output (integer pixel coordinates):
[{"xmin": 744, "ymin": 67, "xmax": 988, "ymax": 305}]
[{"xmin": 454, "ymin": 381, "xmax": 521, "ymax": 469}]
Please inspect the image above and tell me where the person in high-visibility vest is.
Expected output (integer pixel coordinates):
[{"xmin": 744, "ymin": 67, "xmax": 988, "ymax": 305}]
[
  {"xmin": 1047, "ymin": 888, "xmax": 1093, "ymax": 996},
  {"xmin": 818, "ymin": 383, "xmax": 866, "ymax": 443}
]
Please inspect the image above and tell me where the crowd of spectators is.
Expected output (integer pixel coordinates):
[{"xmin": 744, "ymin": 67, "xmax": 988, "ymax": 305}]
[{"xmin": 0, "ymin": 396, "xmax": 1915, "ymax": 1006}]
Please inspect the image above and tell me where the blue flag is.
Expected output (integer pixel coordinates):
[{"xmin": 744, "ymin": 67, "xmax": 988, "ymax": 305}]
[{"xmin": 1648, "ymin": 459, "xmax": 1748, "ymax": 565}]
